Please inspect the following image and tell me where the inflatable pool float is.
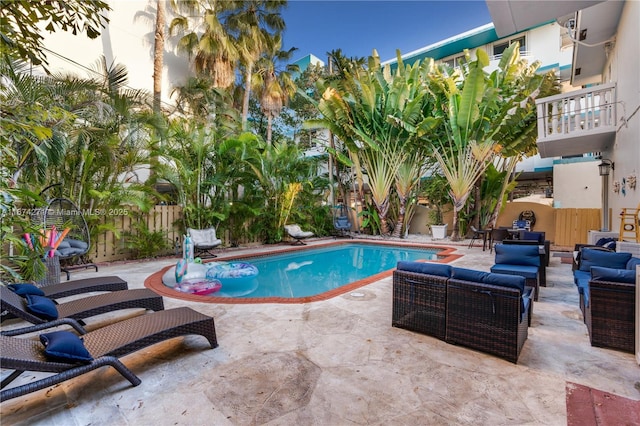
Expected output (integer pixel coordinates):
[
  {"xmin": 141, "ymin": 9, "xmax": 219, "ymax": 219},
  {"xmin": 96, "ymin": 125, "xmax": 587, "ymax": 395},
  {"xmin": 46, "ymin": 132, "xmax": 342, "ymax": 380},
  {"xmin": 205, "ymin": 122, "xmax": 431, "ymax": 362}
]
[
  {"xmin": 206, "ymin": 262, "xmax": 259, "ymax": 280},
  {"xmin": 174, "ymin": 278, "xmax": 222, "ymax": 296}
]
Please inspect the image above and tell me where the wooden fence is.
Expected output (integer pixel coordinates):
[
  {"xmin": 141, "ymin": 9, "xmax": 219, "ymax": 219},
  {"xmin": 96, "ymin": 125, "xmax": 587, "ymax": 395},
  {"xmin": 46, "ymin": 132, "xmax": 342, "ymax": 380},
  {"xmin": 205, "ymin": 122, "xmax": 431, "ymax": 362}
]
[
  {"xmin": 89, "ymin": 205, "xmax": 604, "ymax": 262},
  {"xmin": 553, "ymin": 208, "xmax": 602, "ymax": 247}
]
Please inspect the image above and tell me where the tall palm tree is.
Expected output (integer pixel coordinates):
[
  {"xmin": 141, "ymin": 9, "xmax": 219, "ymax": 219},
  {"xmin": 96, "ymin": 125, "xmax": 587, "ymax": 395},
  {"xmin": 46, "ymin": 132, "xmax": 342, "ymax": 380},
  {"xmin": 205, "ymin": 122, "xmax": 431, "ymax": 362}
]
[
  {"xmin": 253, "ymin": 35, "xmax": 299, "ymax": 144},
  {"xmin": 168, "ymin": 0, "xmax": 239, "ymax": 88},
  {"xmin": 152, "ymin": 0, "xmax": 166, "ymax": 113},
  {"xmin": 224, "ymin": 0, "xmax": 286, "ymax": 129}
]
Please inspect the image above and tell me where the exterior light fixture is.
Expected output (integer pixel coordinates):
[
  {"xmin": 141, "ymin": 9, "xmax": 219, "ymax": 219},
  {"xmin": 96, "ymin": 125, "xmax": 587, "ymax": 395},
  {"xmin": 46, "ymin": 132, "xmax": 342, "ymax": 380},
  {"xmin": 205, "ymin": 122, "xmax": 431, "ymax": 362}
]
[{"xmin": 598, "ymin": 159, "xmax": 614, "ymax": 176}]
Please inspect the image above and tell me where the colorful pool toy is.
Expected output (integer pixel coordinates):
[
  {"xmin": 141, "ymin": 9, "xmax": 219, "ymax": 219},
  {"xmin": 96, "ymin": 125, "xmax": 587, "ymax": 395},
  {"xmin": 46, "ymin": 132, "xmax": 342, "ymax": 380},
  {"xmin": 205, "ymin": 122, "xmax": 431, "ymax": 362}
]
[
  {"xmin": 206, "ymin": 262, "xmax": 259, "ymax": 280},
  {"xmin": 174, "ymin": 278, "xmax": 222, "ymax": 296}
]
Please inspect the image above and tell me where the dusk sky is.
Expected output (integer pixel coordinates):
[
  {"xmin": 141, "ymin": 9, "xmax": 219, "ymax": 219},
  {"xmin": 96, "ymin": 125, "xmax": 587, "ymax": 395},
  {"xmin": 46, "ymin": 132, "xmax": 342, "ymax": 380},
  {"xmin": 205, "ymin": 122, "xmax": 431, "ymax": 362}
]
[{"xmin": 280, "ymin": 0, "xmax": 493, "ymax": 63}]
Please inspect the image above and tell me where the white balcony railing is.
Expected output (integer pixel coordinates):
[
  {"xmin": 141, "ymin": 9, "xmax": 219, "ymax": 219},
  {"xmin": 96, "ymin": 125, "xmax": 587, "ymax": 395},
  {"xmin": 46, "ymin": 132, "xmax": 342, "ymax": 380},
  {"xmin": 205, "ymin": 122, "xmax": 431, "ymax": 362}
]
[{"xmin": 535, "ymin": 83, "xmax": 616, "ymax": 140}]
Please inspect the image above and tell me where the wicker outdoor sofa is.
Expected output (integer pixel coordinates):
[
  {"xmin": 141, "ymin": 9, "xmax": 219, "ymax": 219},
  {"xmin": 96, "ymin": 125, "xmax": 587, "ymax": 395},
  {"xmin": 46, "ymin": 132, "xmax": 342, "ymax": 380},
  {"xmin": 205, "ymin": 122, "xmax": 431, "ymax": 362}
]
[
  {"xmin": 392, "ymin": 261, "xmax": 532, "ymax": 363},
  {"xmin": 572, "ymin": 247, "xmax": 639, "ymax": 353}
]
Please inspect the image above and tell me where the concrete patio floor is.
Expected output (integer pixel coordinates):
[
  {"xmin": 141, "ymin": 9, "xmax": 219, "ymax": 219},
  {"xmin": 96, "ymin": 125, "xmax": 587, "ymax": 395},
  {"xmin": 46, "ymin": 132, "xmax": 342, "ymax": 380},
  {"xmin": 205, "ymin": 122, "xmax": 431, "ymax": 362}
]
[{"xmin": 1, "ymin": 235, "xmax": 638, "ymax": 425}]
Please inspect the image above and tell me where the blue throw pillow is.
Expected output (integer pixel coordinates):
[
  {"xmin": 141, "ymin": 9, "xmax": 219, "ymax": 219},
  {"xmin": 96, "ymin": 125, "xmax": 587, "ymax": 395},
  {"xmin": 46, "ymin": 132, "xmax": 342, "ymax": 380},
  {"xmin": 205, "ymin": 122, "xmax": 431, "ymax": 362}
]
[
  {"xmin": 627, "ymin": 257, "xmax": 640, "ymax": 271},
  {"xmin": 451, "ymin": 267, "xmax": 489, "ymax": 283},
  {"xmin": 396, "ymin": 261, "xmax": 452, "ymax": 278},
  {"xmin": 579, "ymin": 248, "xmax": 631, "ymax": 272},
  {"xmin": 25, "ymin": 294, "xmax": 58, "ymax": 320},
  {"xmin": 7, "ymin": 283, "xmax": 45, "ymax": 297},
  {"xmin": 40, "ymin": 331, "xmax": 93, "ymax": 364},
  {"xmin": 494, "ymin": 244, "xmax": 540, "ymax": 267},
  {"xmin": 591, "ymin": 266, "xmax": 636, "ymax": 284},
  {"xmin": 483, "ymin": 273, "xmax": 525, "ymax": 293},
  {"xmin": 522, "ymin": 231, "xmax": 544, "ymax": 243}
]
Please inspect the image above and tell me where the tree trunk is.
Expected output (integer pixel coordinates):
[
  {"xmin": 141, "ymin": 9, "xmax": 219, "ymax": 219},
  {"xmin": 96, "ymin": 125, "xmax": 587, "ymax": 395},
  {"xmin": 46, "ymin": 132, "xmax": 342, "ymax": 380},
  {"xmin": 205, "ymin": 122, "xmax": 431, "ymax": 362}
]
[
  {"xmin": 391, "ymin": 197, "xmax": 406, "ymax": 238},
  {"xmin": 266, "ymin": 115, "xmax": 273, "ymax": 145},
  {"xmin": 241, "ymin": 65, "xmax": 253, "ymax": 130},
  {"xmin": 152, "ymin": 0, "xmax": 165, "ymax": 113}
]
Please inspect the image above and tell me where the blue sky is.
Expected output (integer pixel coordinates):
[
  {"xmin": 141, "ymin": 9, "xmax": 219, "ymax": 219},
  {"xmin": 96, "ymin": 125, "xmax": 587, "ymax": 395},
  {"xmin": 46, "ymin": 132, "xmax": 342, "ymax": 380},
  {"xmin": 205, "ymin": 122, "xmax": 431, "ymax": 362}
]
[{"xmin": 280, "ymin": 1, "xmax": 493, "ymax": 63}]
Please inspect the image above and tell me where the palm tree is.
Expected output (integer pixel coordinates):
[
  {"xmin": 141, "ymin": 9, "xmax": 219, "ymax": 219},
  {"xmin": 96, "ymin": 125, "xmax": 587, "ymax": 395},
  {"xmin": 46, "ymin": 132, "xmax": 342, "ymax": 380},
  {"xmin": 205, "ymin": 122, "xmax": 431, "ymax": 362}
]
[
  {"xmin": 168, "ymin": 0, "xmax": 238, "ymax": 88},
  {"xmin": 253, "ymin": 35, "xmax": 299, "ymax": 144},
  {"xmin": 224, "ymin": 0, "xmax": 286, "ymax": 129},
  {"xmin": 152, "ymin": 0, "xmax": 166, "ymax": 113}
]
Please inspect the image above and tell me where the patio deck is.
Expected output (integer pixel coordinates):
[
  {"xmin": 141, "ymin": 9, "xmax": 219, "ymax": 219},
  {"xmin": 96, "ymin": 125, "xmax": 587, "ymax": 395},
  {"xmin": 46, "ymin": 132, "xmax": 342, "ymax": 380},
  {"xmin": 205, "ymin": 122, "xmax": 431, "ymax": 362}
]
[{"xmin": 1, "ymin": 235, "xmax": 638, "ymax": 425}]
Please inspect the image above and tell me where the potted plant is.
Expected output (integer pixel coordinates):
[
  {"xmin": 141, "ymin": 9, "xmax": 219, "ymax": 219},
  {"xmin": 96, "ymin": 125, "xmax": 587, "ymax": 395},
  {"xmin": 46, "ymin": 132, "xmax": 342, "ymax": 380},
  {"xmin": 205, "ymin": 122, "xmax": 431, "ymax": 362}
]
[{"xmin": 422, "ymin": 175, "xmax": 450, "ymax": 239}]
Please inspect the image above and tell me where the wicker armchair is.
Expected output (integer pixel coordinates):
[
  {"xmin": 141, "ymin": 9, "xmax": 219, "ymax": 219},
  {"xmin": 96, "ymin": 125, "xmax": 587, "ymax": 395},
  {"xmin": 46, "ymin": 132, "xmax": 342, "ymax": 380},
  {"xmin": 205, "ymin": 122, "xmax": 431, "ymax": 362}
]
[
  {"xmin": 446, "ymin": 277, "xmax": 530, "ymax": 363},
  {"xmin": 585, "ymin": 278, "xmax": 636, "ymax": 353},
  {"xmin": 392, "ymin": 265, "xmax": 449, "ymax": 340}
]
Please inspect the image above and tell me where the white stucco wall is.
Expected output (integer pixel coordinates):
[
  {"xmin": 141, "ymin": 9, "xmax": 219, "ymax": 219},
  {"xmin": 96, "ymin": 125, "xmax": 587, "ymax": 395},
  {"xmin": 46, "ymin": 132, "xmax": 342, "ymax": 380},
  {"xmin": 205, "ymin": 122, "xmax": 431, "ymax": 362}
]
[
  {"xmin": 553, "ymin": 161, "xmax": 602, "ymax": 208},
  {"xmin": 39, "ymin": 0, "xmax": 191, "ymax": 108},
  {"xmin": 602, "ymin": 0, "xmax": 640, "ymax": 231}
]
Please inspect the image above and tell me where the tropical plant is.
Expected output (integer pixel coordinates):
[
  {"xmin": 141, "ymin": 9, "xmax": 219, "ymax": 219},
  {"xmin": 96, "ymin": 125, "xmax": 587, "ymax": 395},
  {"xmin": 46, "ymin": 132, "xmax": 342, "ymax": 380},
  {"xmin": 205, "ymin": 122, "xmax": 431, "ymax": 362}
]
[
  {"xmin": 168, "ymin": 0, "xmax": 238, "ymax": 88},
  {"xmin": 225, "ymin": 0, "xmax": 287, "ymax": 129},
  {"xmin": 0, "ymin": 0, "xmax": 110, "ymax": 68},
  {"xmin": 253, "ymin": 34, "xmax": 299, "ymax": 144},
  {"xmin": 306, "ymin": 52, "xmax": 439, "ymax": 235}
]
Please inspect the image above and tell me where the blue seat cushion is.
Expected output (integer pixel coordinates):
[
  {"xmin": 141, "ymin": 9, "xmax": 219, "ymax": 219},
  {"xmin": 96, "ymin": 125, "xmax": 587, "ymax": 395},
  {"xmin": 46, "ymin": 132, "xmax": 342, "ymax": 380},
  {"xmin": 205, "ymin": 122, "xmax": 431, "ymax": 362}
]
[
  {"xmin": 579, "ymin": 248, "xmax": 631, "ymax": 272},
  {"xmin": 7, "ymin": 283, "xmax": 45, "ymax": 297},
  {"xmin": 484, "ymin": 272, "xmax": 526, "ymax": 294},
  {"xmin": 576, "ymin": 277, "xmax": 590, "ymax": 294},
  {"xmin": 396, "ymin": 261, "xmax": 452, "ymax": 278},
  {"xmin": 40, "ymin": 330, "xmax": 93, "ymax": 364},
  {"xmin": 451, "ymin": 267, "xmax": 489, "ymax": 283},
  {"xmin": 573, "ymin": 270, "xmax": 590, "ymax": 286},
  {"xmin": 494, "ymin": 244, "xmax": 540, "ymax": 267},
  {"xmin": 627, "ymin": 257, "xmax": 640, "ymax": 271},
  {"xmin": 25, "ymin": 294, "xmax": 59, "ymax": 320},
  {"xmin": 591, "ymin": 266, "xmax": 636, "ymax": 284},
  {"xmin": 491, "ymin": 264, "xmax": 538, "ymax": 279}
]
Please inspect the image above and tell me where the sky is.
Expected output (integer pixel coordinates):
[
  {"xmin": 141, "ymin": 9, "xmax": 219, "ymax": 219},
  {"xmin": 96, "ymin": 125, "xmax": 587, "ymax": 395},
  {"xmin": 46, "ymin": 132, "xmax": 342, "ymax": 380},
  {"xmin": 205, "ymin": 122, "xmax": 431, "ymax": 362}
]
[{"xmin": 280, "ymin": 0, "xmax": 494, "ymax": 64}]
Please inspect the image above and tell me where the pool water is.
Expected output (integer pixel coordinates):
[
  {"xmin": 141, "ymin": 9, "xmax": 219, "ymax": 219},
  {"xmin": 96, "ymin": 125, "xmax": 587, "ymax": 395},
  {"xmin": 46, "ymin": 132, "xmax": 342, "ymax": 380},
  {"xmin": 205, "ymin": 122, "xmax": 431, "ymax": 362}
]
[{"xmin": 214, "ymin": 243, "xmax": 442, "ymax": 298}]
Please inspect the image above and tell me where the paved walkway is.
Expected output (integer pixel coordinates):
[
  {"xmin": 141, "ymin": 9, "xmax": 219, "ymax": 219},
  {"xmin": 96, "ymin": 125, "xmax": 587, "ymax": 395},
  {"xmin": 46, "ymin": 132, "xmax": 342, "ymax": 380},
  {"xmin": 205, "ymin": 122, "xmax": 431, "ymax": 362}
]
[{"xmin": 1, "ymin": 235, "xmax": 638, "ymax": 425}]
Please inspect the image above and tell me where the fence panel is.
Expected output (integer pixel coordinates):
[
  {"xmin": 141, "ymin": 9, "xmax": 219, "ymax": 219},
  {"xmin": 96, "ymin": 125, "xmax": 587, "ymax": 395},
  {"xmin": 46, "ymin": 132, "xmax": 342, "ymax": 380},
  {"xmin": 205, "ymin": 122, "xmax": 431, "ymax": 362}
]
[{"xmin": 554, "ymin": 208, "xmax": 601, "ymax": 247}]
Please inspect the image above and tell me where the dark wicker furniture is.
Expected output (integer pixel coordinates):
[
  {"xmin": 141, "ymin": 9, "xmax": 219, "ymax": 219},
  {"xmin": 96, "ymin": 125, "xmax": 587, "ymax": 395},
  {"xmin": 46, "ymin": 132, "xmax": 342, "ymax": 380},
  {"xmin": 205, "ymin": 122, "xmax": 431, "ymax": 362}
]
[
  {"xmin": 34, "ymin": 255, "xmax": 127, "ymax": 299},
  {"xmin": 392, "ymin": 269, "xmax": 448, "ymax": 340},
  {"xmin": 0, "ymin": 307, "xmax": 218, "ymax": 402},
  {"xmin": 585, "ymin": 278, "xmax": 636, "ymax": 353},
  {"xmin": 446, "ymin": 278, "xmax": 530, "ymax": 364},
  {"xmin": 1, "ymin": 286, "xmax": 164, "ymax": 335}
]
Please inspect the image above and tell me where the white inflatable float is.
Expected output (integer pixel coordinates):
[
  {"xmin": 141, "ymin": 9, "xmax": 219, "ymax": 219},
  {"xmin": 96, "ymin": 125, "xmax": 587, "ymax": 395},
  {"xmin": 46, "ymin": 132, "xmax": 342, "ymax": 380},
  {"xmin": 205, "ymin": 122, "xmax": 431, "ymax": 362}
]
[{"xmin": 162, "ymin": 260, "xmax": 259, "ymax": 297}]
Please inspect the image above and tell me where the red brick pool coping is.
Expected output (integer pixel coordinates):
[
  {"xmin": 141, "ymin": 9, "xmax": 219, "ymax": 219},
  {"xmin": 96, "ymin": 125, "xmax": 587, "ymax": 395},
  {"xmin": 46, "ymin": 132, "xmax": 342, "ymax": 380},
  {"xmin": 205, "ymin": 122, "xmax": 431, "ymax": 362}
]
[{"xmin": 144, "ymin": 239, "xmax": 462, "ymax": 304}]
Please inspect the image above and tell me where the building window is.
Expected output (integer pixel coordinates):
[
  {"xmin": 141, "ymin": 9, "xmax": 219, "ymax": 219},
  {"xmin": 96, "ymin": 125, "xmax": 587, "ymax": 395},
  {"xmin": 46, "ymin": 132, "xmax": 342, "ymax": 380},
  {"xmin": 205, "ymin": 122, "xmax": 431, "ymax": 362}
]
[
  {"xmin": 442, "ymin": 54, "xmax": 466, "ymax": 69},
  {"xmin": 493, "ymin": 35, "xmax": 526, "ymax": 57}
]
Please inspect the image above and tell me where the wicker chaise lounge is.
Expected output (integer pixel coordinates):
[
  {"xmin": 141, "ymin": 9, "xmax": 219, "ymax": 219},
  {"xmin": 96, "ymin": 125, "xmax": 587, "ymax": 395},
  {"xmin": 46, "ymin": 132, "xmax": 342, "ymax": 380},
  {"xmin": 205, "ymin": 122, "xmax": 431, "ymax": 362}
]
[
  {"xmin": 0, "ymin": 307, "xmax": 218, "ymax": 402},
  {"xmin": 33, "ymin": 256, "xmax": 128, "ymax": 299},
  {"xmin": 1, "ymin": 286, "xmax": 164, "ymax": 335}
]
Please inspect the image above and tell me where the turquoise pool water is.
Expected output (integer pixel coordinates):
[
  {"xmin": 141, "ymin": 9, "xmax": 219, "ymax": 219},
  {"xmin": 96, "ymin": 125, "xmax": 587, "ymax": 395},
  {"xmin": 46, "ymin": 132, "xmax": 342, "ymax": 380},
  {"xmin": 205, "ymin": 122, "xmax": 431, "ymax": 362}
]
[{"xmin": 214, "ymin": 243, "xmax": 442, "ymax": 298}]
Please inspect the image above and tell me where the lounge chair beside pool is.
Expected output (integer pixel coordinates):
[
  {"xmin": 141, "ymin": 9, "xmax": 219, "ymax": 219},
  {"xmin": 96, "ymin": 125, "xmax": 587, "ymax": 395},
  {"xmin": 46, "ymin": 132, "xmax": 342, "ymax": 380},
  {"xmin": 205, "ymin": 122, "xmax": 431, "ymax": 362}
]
[
  {"xmin": 188, "ymin": 228, "xmax": 222, "ymax": 258},
  {"xmin": 0, "ymin": 306, "xmax": 218, "ymax": 402},
  {"xmin": 284, "ymin": 224, "xmax": 314, "ymax": 245},
  {"xmin": 1, "ymin": 286, "xmax": 164, "ymax": 336}
]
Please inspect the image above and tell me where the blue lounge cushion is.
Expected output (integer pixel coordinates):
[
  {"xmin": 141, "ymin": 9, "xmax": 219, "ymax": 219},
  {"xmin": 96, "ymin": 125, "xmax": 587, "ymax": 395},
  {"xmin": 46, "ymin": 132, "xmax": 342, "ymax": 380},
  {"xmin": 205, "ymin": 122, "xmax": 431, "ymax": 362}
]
[
  {"xmin": 56, "ymin": 240, "xmax": 71, "ymax": 249},
  {"xmin": 396, "ymin": 261, "xmax": 452, "ymax": 278},
  {"xmin": 451, "ymin": 267, "xmax": 489, "ymax": 283},
  {"xmin": 40, "ymin": 330, "xmax": 93, "ymax": 364},
  {"xmin": 591, "ymin": 266, "xmax": 636, "ymax": 284},
  {"xmin": 7, "ymin": 283, "xmax": 45, "ymax": 297},
  {"xmin": 491, "ymin": 264, "xmax": 538, "ymax": 279},
  {"xmin": 25, "ymin": 294, "xmax": 58, "ymax": 320},
  {"xmin": 627, "ymin": 257, "xmax": 640, "ymax": 271},
  {"xmin": 576, "ymin": 277, "xmax": 590, "ymax": 294},
  {"xmin": 483, "ymin": 272, "xmax": 526, "ymax": 294},
  {"xmin": 66, "ymin": 239, "xmax": 88, "ymax": 250},
  {"xmin": 494, "ymin": 244, "xmax": 540, "ymax": 267},
  {"xmin": 579, "ymin": 248, "xmax": 631, "ymax": 272}
]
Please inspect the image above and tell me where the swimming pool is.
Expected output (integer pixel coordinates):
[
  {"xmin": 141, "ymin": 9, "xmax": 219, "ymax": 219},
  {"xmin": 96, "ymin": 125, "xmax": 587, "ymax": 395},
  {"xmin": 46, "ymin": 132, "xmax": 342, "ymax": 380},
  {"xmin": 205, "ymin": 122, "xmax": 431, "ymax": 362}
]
[{"xmin": 146, "ymin": 241, "xmax": 460, "ymax": 303}]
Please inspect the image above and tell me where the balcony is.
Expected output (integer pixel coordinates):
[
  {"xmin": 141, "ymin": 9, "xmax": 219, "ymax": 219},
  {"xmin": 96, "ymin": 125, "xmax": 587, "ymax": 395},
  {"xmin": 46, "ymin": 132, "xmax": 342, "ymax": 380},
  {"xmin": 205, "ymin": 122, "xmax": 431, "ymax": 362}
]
[{"xmin": 535, "ymin": 83, "xmax": 616, "ymax": 158}]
